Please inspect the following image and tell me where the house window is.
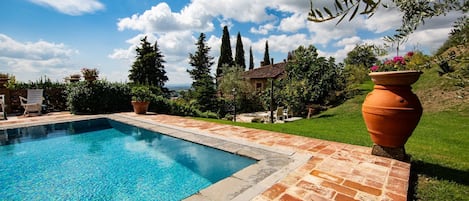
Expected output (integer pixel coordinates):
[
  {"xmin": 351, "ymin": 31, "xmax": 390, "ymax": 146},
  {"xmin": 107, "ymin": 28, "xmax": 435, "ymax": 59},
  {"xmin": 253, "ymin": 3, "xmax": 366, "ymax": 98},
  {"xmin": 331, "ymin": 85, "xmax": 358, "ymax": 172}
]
[{"xmin": 256, "ymin": 82, "xmax": 263, "ymax": 91}]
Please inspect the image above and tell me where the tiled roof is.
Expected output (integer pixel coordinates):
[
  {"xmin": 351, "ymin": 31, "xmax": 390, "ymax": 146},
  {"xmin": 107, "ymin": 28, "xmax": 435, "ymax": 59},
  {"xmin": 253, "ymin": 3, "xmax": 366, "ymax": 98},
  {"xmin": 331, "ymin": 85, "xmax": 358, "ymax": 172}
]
[{"xmin": 243, "ymin": 62, "xmax": 286, "ymax": 79}]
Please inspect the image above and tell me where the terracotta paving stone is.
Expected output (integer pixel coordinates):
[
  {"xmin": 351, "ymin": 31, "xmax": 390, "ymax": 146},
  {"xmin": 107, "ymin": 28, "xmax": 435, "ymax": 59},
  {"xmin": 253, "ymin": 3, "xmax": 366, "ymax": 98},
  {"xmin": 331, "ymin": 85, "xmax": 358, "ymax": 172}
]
[
  {"xmin": 288, "ymin": 186, "xmax": 309, "ymax": 198},
  {"xmin": 321, "ymin": 180, "xmax": 357, "ymax": 197},
  {"xmin": 390, "ymin": 166, "xmax": 410, "ymax": 180},
  {"xmin": 385, "ymin": 177, "xmax": 409, "ymax": 195},
  {"xmin": 304, "ymin": 192, "xmax": 334, "ymax": 201},
  {"xmin": 308, "ymin": 143, "xmax": 328, "ymax": 152},
  {"xmin": 1, "ymin": 113, "xmax": 412, "ymax": 201},
  {"xmin": 384, "ymin": 191, "xmax": 407, "ymax": 201},
  {"xmin": 343, "ymin": 180, "xmax": 382, "ymax": 196},
  {"xmin": 355, "ymin": 192, "xmax": 380, "ymax": 201},
  {"xmin": 279, "ymin": 171, "xmax": 304, "ymax": 186},
  {"xmin": 364, "ymin": 179, "xmax": 384, "ymax": 189},
  {"xmin": 297, "ymin": 180, "xmax": 335, "ymax": 199},
  {"xmin": 392, "ymin": 160, "xmax": 411, "ymax": 169},
  {"xmin": 319, "ymin": 148, "xmax": 336, "ymax": 155},
  {"xmin": 262, "ymin": 183, "xmax": 288, "ymax": 200},
  {"xmin": 310, "ymin": 170, "xmax": 344, "ymax": 184},
  {"xmin": 279, "ymin": 194, "xmax": 303, "ymax": 201},
  {"xmin": 334, "ymin": 193, "xmax": 359, "ymax": 201},
  {"xmin": 373, "ymin": 158, "xmax": 393, "ymax": 168}
]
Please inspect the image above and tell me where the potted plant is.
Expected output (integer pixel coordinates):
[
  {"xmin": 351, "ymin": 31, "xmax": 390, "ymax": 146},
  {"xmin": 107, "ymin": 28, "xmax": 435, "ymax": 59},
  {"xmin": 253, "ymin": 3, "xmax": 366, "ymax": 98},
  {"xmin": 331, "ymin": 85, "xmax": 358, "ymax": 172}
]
[
  {"xmin": 362, "ymin": 52, "xmax": 423, "ymax": 161},
  {"xmin": 131, "ymin": 85, "xmax": 155, "ymax": 114},
  {"xmin": 81, "ymin": 68, "xmax": 99, "ymax": 81},
  {"xmin": 68, "ymin": 74, "xmax": 81, "ymax": 82}
]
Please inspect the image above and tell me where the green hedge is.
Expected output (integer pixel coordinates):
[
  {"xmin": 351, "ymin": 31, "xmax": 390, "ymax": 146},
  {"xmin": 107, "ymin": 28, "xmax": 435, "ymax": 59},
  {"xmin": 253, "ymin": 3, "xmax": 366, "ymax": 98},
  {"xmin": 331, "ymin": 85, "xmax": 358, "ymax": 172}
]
[
  {"xmin": 151, "ymin": 96, "xmax": 218, "ymax": 118},
  {"xmin": 66, "ymin": 81, "xmax": 132, "ymax": 114},
  {"xmin": 65, "ymin": 81, "xmax": 217, "ymax": 118}
]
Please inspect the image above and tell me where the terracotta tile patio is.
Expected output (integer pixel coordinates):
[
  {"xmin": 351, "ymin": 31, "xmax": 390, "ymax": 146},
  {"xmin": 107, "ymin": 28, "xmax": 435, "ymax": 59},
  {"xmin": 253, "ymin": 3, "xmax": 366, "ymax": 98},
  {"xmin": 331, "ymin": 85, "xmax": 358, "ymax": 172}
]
[{"xmin": 0, "ymin": 112, "xmax": 410, "ymax": 201}]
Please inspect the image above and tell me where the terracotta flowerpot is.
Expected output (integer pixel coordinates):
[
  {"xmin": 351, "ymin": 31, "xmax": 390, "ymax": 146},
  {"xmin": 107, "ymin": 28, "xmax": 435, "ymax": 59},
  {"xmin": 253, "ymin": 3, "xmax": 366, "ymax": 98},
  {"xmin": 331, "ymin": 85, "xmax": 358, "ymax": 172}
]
[
  {"xmin": 362, "ymin": 71, "xmax": 423, "ymax": 148},
  {"xmin": 131, "ymin": 101, "xmax": 150, "ymax": 114}
]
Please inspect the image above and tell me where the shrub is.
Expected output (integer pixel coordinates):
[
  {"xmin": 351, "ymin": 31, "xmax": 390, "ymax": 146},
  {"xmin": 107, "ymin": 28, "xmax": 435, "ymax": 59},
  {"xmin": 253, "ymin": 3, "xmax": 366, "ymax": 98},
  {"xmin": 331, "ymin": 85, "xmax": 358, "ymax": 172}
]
[
  {"xmin": 66, "ymin": 81, "xmax": 131, "ymax": 114},
  {"xmin": 131, "ymin": 85, "xmax": 156, "ymax": 102}
]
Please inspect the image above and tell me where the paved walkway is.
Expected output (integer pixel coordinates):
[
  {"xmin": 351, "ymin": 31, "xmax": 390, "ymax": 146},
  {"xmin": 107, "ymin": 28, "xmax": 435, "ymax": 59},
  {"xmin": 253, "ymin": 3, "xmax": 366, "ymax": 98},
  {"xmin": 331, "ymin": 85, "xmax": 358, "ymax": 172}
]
[{"xmin": 0, "ymin": 112, "xmax": 410, "ymax": 201}]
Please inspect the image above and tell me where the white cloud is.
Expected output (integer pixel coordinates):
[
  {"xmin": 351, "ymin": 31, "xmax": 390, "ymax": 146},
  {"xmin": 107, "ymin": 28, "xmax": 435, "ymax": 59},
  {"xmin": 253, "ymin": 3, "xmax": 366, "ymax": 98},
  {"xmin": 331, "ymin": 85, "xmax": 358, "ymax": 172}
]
[
  {"xmin": 250, "ymin": 34, "xmax": 313, "ymax": 63},
  {"xmin": 0, "ymin": 34, "xmax": 75, "ymax": 60},
  {"xmin": 406, "ymin": 27, "xmax": 452, "ymax": 54},
  {"xmin": 364, "ymin": 7, "xmax": 402, "ymax": 33},
  {"xmin": 278, "ymin": 13, "xmax": 307, "ymax": 32},
  {"xmin": 189, "ymin": 0, "xmax": 275, "ymax": 23},
  {"xmin": 335, "ymin": 36, "xmax": 362, "ymax": 47},
  {"xmin": 29, "ymin": 0, "xmax": 104, "ymax": 15},
  {"xmin": 117, "ymin": 2, "xmax": 214, "ymax": 33},
  {"xmin": 0, "ymin": 34, "xmax": 78, "ymax": 81},
  {"xmin": 250, "ymin": 23, "xmax": 276, "ymax": 35}
]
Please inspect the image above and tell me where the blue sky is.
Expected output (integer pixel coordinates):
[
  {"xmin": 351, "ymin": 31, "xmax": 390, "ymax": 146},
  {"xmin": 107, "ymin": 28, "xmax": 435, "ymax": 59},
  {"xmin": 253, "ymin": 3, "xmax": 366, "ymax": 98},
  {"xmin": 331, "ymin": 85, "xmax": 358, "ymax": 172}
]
[{"xmin": 0, "ymin": 0, "xmax": 461, "ymax": 86}]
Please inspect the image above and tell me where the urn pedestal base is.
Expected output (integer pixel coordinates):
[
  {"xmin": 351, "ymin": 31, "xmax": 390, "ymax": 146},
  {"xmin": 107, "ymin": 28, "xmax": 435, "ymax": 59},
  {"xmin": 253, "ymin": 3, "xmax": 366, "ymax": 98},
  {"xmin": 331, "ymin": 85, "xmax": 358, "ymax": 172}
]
[{"xmin": 371, "ymin": 144, "xmax": 410, "ymax": 162}]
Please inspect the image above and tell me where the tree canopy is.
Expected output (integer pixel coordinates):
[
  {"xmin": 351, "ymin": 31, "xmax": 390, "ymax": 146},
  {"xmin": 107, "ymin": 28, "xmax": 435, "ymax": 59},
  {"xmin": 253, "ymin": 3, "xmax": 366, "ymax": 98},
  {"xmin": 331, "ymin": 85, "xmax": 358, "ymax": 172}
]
[
  {"xmin": 235, "ymin": 32, "xmax": 246, "ymax": 69},
  {"xmin": 249, "ymin": 46, "xmax": 254, "ymax": 70},
  {"xmin": 280, "ymin": 45, "xmax": 345, "ymax": 113},
  {"xmin": 187, "ymin": 33, "xmax": 217, "ymax": 112},
  {"xmin": 263, "ymin": 40, "xmax": 271, "ymax": 65},
  {"xmin": 217, "ymin": 26, "xmax": 234, "ymax": 77},
  {"xmin": 344, "ymin": 44, "xmax": 380, "ymax": 68},
  {"xmin": 129, "ymin": 36, "xmax": 168, "ymax": 92}
]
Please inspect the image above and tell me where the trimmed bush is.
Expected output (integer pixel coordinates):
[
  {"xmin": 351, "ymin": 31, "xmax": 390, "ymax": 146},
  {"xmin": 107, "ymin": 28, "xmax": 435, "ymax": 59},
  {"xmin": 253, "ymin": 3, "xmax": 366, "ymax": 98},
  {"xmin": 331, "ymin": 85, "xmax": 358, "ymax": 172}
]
[{"xmin": 66, "ymin": 81, "xmax": 131, "ymax": 114}]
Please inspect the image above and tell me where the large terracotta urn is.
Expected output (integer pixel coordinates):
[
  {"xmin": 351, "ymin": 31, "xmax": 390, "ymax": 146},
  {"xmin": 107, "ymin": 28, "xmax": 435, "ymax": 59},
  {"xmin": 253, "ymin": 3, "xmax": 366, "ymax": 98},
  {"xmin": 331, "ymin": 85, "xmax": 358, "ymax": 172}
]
[
  {"xmin": 362, "ymin": 70, "xmax": 423, "ymax": 160},
  {"xmin": 131, "ymin": 101, "xmax": 150, "ymax": 114}
]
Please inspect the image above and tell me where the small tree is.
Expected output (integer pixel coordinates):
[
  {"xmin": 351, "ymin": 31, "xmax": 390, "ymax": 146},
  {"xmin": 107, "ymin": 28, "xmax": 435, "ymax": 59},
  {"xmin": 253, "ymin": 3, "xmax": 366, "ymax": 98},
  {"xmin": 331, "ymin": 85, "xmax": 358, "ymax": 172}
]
[
  {"xmin": 129, "ymin": 36, "xmax": 168, "ymax": 94},
  {"xmin": 235, "ymin": 32, "xmax": 246, "ymax": 69},
  {"xmin": 219, "ymin": 66, "xmax": 263, "ymax": 113},
  {"xmin": 249, "ymin": 46, "xmax": 254, "ymax": 70},
  {"xmin": 344, "ymin": 44, "xmax": 381, "ymax": 69},
  {"xmin": 343, "ymin": 44, "xmax": 382, "ymax": 87},
  {"xmin": 280, "ymin": 45, "xmax": 345, "ymax": 114},
  {"xmin": 187, "ymin": 33, "xmax": 217, "ymax": 112},
  {"xmin": 263, "ymin": 40, "xmax": 270, "ymax": 65},
  {"xmin": 217, "ymin": 26, "xmax": 234, "ymax": 78}
]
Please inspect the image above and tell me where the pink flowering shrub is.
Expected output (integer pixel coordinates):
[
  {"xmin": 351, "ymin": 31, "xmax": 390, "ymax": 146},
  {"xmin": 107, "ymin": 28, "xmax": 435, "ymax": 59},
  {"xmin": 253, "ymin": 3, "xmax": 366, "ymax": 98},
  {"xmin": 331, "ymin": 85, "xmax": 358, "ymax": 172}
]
[{"xmin": 371, "ymin": 52, "xmax": 414, "ymax": 72}]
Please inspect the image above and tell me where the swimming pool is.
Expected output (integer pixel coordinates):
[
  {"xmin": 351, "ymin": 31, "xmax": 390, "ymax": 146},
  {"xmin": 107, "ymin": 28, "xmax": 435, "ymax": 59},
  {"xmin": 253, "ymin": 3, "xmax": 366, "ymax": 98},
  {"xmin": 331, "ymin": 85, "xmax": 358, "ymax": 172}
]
[{"xmin": 0, "ymin": 118, "xmax": 256, "ymax": 200}]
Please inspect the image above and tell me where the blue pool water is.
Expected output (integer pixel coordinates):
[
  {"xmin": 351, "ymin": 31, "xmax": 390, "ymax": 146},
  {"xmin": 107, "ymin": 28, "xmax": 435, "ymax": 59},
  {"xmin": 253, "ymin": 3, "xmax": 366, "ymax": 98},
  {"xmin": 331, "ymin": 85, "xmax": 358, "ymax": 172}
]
[{"xmin": 0, "ymin": 119, "xmax": 256, "ymax": 200}]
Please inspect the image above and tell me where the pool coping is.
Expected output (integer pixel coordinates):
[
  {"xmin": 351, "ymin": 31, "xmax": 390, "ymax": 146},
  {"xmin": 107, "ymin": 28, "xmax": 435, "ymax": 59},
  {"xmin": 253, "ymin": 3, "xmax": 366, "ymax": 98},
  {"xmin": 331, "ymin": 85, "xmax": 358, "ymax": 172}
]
[{"xmin": 2, "ymin": 114, "xmax": 312, "ymax": 201}]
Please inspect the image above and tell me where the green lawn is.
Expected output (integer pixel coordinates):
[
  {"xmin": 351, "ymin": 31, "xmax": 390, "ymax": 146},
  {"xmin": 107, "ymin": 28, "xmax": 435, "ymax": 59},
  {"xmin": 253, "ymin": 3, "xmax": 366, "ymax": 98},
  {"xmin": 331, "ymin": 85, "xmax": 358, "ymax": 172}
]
[{"xmin": 197, "ymin": 77, "xmax": 469, "ymax": 200}]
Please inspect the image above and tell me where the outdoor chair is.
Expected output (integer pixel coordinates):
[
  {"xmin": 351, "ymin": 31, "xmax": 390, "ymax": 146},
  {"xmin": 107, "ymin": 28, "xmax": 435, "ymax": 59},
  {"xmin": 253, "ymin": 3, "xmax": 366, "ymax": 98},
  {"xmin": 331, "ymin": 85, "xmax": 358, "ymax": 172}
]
[
  {"xmin": 283, "ymin": 107, "xmax": 290, "ymax": 119},
  {"xmin": 0, "ymin": 94, "xmax": 6, "ymax": 120},
  {"xmin": 274, "ymin": 106, "xmax": 285, "ymax": 122},
  {"xmin": 19, "ymin": 89, "xmax": 44, "ymax": 116}
]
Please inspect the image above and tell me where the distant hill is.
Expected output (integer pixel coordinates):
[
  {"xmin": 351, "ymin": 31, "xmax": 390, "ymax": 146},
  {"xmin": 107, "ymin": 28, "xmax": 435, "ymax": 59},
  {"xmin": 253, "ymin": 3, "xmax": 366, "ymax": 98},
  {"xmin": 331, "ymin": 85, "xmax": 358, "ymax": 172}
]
[{"xmin": 167, "ymin": 84, "xmax": 190, "ymax": 91}]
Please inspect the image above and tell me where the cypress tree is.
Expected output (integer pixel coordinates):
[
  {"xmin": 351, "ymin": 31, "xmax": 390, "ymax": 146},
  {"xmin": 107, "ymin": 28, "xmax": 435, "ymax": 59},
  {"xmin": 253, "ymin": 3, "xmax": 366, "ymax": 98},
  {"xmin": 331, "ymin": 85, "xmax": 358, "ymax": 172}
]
[
  {"xmin": 187, "ymin": 33, "xmax": 217, "ymax": 112},
  {"xmin": 263, "ymin": 40, "xmax": 270, "ymax": 65},
  {"xmin": 129, "ymin": 36, "xmax": 168, "ymax": 91},
  {"xmin": 234, "ymin": 32, "xmax": 246, "ymax": 69},
  {"xmin": 217, "ymin": 26, "xmax": 234, "ymax": 77},
  {"xmin": 249, "ymin": 46, "xmax": 254, "ymax": 70}
]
